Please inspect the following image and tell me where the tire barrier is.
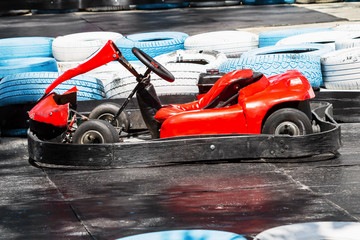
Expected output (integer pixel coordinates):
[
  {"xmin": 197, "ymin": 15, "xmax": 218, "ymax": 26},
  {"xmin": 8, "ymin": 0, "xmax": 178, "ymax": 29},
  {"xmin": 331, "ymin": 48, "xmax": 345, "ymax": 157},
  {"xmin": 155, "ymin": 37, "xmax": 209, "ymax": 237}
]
[
  {"xmin": 333, "ymin": 23, "xmax": 360, "ymax": 31},
  {"xmin": 335, "ymin": 37, "xmax": 360, "ymax": 50},
  {"xmin": 276, "ymin": 31, "xmax": 360, "ymax": 50},
  {"xmin": 321, "ymin": 47, "xmax": 360, "ymax": 90},
  {"xmin": 135, "ymin": 2, "xmax": 189, "ymax": 9},
  {"xmin": 83, "ymin": 5, "xmax": 131, "ymax": 11},
  {"xmin": 241, "ymin": 44, "xmax": 334, "ymax": 59},
  {"xmin": 0, "ymin": 57, "xmax": 58, "ymax": 79},
  {"xmin": 184, "ymin": 30, "xmax": 258, "ymax": 58},
  {"xmin": 57, "ymin": 60, "xmax": 144, "ymax": 86},
  {"xmin": 254, "ymin": 222, "xmax": 360, "ymax": 240},
  {"xmin": 0, "ymin": 37, "xmax": 54, "ymax": 60},
  {"xmin": 189, "ymin": 1, "xmax": 241, "ymax": 7},
  {"xmin": 105, "ymin": 50, "xmax": 227, "ymax": 98},
  {"xmin": 259, "ymin": 27, "xmax": 333, "ymax": 48},
  {"xmin": 219, "ymin": 53, "xmax": 322, "ymax": 87},
  {"xmin": 243, "ymin": 0, "xmax": 294, "ymax": 5},
  {"xmin": 115, "ymin": 31, "xmax": 189, "ymax": 61},
  {"xmin": 115, "ymin": 230, "xmax": 247, "ymax": 240},
  {"xmin": 52, "ymin": 31, "xmax": 124, "ymax": 62},
  {"xmin": 0, "ymin": 72, "xmax": 105, "ymax": 107}
]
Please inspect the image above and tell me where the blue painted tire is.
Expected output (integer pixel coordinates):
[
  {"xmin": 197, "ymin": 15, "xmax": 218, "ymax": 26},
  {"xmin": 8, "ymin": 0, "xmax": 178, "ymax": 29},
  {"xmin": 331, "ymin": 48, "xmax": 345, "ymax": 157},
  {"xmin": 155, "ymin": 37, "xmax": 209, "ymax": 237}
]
[
  {"xmin": 0, "ymin": 72, "xmax": 105, "ymax": 107},
  {"xmin": 241, "ymin": 44, "xmax": 334, "ymax": 58},
  {"xmin": 0, "ymin": 37, "xmax": 54, "ymax": 60},
  {"xmin": 220, "ymin": 54, "xmax": 322, "ymax": 87},
  {"xmin": 275, "ymin": 31, "xmax": 360, "ymax": 50},
  {"xmin": 115, "ymin": 31, "xmax": 189, "ymax": 61},
  {"xmin": 116, "ymin": 230, "xmax": 247, "ymax": 240},
  {"xmin": 259, "ymin": 28, "xmax": 333, "ymax": 48},
  {"xmin": 1, "ymin": 129, "xmax": 28, "ymax": 137},
  {"xmin": 0, "ymin": 57, "xmax": 58, "ymax": 79},
  {"xmin": 136, "ymin": 2, "xmax": 189, "ymax": 9}
]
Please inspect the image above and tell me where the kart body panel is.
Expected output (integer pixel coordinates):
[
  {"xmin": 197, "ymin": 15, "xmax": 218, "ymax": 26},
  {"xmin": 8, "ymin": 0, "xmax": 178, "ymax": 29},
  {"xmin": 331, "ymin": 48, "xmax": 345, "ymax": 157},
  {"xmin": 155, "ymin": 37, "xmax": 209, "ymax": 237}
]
[{"xmin": 157, "ymin": 69, "xmax": 314, "ymax": 138}]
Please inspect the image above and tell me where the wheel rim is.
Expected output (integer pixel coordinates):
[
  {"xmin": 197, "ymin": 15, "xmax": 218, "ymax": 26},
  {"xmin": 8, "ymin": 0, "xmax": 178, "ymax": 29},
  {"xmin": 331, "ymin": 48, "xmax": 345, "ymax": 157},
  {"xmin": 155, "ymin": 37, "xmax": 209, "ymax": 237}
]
[
  {"xmin": 80, "ymin": 130, "xmax": 105, "ymax": 144},
  {"xmin": 98, "ymin": 113, "xmax": 118, "ymax": 127},
  {"xmin": 274, "ymin": 121, "xmax": 301, "ymax": 136}
]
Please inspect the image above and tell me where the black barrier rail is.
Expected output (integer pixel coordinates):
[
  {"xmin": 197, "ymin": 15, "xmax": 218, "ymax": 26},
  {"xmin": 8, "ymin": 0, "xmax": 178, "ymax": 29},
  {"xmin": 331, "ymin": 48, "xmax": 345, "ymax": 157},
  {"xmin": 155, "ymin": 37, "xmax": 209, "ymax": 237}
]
[{"xmin": 27, "ymin": 101, "xmax": 341, "ymax": 169}]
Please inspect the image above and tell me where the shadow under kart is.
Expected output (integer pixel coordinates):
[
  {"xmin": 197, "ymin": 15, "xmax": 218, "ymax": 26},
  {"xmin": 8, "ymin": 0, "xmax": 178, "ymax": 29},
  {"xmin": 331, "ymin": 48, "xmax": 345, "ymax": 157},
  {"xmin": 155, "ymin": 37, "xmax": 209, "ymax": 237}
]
[{"xmin": 27, "ymin": 40, "xmax": 341, "ymax": 169}]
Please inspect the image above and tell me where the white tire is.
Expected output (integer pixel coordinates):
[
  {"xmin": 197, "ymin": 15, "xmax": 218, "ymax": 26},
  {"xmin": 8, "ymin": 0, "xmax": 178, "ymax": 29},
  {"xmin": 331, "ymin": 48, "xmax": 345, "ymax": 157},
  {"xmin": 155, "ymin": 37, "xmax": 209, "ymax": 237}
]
[
  {"xmin": 57, "ymin": 60, "xmax": 143, "ymax": 87},
  {"xmin": 276, "ymin": 31, "xmax": 360, "ymax": 50},
  {"xmin": 333, "ymin": 23, "xmax": 360, "ymax": 32},
  {"xmin": 106, "ymin": 50, "xmax": 227, "ymax": 98},
  {"xmin": 52, "ymin": 31, "xmax": 123, "ymax": 62},
  {"xmin": 184, "ymin": 31, "xmax": 258, "ymax": 58},
  {"xmin": 254, "ymin": 222, "xmax": 360, "ymax": 240},
  {"xmin": 154, "ymin": 49, "xmax": 228, "ymax": 70},
  {"xmin": 335, "ymin": 38, "xmax": 360, "ymax": 50},
  {"xmin": 321, "ymin": 47, "xmax": 360, "ymax": 89}
]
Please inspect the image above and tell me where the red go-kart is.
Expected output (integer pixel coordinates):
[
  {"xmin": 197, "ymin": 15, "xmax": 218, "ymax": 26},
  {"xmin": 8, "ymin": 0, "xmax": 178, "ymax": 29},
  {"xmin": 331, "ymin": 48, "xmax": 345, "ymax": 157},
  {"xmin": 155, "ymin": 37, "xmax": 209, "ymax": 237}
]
[{"xmin": 28, "ymin": 40, "xmax": 316, "ymax": 144}]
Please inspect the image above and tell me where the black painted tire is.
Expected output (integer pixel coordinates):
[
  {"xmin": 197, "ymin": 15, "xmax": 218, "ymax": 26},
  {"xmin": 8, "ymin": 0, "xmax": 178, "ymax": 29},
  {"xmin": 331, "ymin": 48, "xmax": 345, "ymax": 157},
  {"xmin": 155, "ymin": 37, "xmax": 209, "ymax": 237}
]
[
  {"xmin": 262, "ymin": 108, "xmax": 313, "ymax": 136},
  {"xmin": 89, "ymin": 102, "xmax": 130, "ymax": 132},
  {"xmin": 73, "ymin": 119, "xmax": 119, "ymax": 144}
]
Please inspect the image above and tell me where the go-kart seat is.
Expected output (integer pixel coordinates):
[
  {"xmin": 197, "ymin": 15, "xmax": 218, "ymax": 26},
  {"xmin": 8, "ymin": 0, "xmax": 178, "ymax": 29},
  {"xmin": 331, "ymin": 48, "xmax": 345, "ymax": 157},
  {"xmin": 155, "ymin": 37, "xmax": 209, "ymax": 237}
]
[{"xmin": 155, "ymin": 69, "xmax": 264, "ymax": 123}]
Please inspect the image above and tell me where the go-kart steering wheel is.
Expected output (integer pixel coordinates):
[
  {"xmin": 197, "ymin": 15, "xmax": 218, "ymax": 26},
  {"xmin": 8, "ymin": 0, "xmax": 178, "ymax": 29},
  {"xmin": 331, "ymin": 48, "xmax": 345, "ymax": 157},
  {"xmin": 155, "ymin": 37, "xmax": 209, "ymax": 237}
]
[{"xmin": 132, "ymin": 47, "xmax": 175, "ymax": 82}]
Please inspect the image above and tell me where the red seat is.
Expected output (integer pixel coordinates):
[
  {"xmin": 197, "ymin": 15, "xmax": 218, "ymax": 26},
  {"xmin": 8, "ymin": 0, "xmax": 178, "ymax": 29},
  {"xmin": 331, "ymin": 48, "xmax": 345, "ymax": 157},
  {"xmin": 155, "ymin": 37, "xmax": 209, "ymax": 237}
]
[{"xmin": 155, "ymin": 69, "xmax": 263, "ymax": 123}]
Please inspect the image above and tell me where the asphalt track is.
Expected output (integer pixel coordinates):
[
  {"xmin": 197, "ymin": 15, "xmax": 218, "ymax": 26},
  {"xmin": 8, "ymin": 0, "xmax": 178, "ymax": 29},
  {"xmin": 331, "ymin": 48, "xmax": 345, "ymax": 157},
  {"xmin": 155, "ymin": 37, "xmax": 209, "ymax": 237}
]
[{"xmin": 1, "ymin": 3, "xmax": 360, "ymax": 239}]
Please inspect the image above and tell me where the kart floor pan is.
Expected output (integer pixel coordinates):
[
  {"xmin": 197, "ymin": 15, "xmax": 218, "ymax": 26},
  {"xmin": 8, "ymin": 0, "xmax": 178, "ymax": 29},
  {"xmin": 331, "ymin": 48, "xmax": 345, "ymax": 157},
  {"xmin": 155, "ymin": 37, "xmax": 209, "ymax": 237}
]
[{"xmin": 28, "ymin": 101, "xmax": 341, "ymax": 169}]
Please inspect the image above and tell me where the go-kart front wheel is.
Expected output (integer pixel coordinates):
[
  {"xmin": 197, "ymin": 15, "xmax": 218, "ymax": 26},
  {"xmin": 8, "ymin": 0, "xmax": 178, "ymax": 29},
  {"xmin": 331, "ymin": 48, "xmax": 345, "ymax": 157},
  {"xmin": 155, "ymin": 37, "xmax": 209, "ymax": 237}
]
[
  {"xmin": 262, "ymin": 108, "xmax": 313, "ymax": 136},
  {"xmin": 89, "ymin": 102, "xmax": 130, "ymax": 132},
  {"xmin": 72, "ymin": 119, "xmax": 120, "ymax": 144}
]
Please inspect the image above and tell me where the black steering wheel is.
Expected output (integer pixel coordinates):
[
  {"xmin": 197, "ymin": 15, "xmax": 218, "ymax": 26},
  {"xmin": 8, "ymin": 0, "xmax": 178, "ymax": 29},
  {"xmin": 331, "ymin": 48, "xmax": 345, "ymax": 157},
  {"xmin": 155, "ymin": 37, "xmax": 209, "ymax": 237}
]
[{"xmin": 132, "ymin": 47, "xmax": 175, "ymax": 82}]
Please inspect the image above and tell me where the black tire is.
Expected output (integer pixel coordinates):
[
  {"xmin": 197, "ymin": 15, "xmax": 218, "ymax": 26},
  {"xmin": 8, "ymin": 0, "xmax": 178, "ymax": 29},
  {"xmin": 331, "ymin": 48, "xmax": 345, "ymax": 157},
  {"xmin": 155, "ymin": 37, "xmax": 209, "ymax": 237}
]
[
  {"xmin": 72, "ymin": 119, "xmax": 119, "ymax": 144},
  {"xmin": 262, "ymin": 108, "xmax": 313, "ymax": 136},
  {"xmin": 88, "ymin": 102, "xmax": 130, "ymax": 132}
]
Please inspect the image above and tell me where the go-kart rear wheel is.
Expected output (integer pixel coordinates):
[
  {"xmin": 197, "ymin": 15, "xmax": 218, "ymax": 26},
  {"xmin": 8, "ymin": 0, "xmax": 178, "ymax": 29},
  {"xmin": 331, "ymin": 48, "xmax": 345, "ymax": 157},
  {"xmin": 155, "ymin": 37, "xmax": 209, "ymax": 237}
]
[
  {"xmin": 72, "ymin": 119, "xmax": 119, "ymax": 144},
  {"xmin": 89, "ymin": 102, "xmax": 130, "ymax": 132},
  {"xmin": 262, "ymin": 108, "xmax": 312, "ymax": 136}
]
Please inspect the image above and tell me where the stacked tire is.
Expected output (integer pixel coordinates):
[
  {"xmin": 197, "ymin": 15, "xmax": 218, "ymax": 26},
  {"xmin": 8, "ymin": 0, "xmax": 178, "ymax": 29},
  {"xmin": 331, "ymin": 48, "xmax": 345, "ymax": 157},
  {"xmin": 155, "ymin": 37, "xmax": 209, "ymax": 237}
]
[
  {"xmin": 333, "ymin": 24, "xmax": 360, "ymax": 50},
  {"xmin": 115, "ymin": 31, "xmax": 189, "ymax": 61},
  {"xmin": 184, "ymin": 31, "xmax": 258, "ymax": 58},
  {"xmin": 0, "ymin": 37, "xmax": 56, "ymax": 78},
  {"xmin": 258, "ymin": 27, "xmax": 333, "ymax": 48},
  {"xmin": 0, "ymin": 72, "xmax": 105, "ymax": 136},
  {"xmin": 105, "ymin": 49, "xmax": 227, "ymax": 98},
  {"xmin": 220, "ymin": 44, "xmax": 328, "ymax": 87},
  {"xmin": 52, "ymin": 31, "xmax": 124, "ymax": 62},
  {"xmin": 275, "ymin": 31, "xmax": 360, "ymax": 50},
  {"xmin": 321, "ymin": 47, "xmax": 360, "ymax": 90}
]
